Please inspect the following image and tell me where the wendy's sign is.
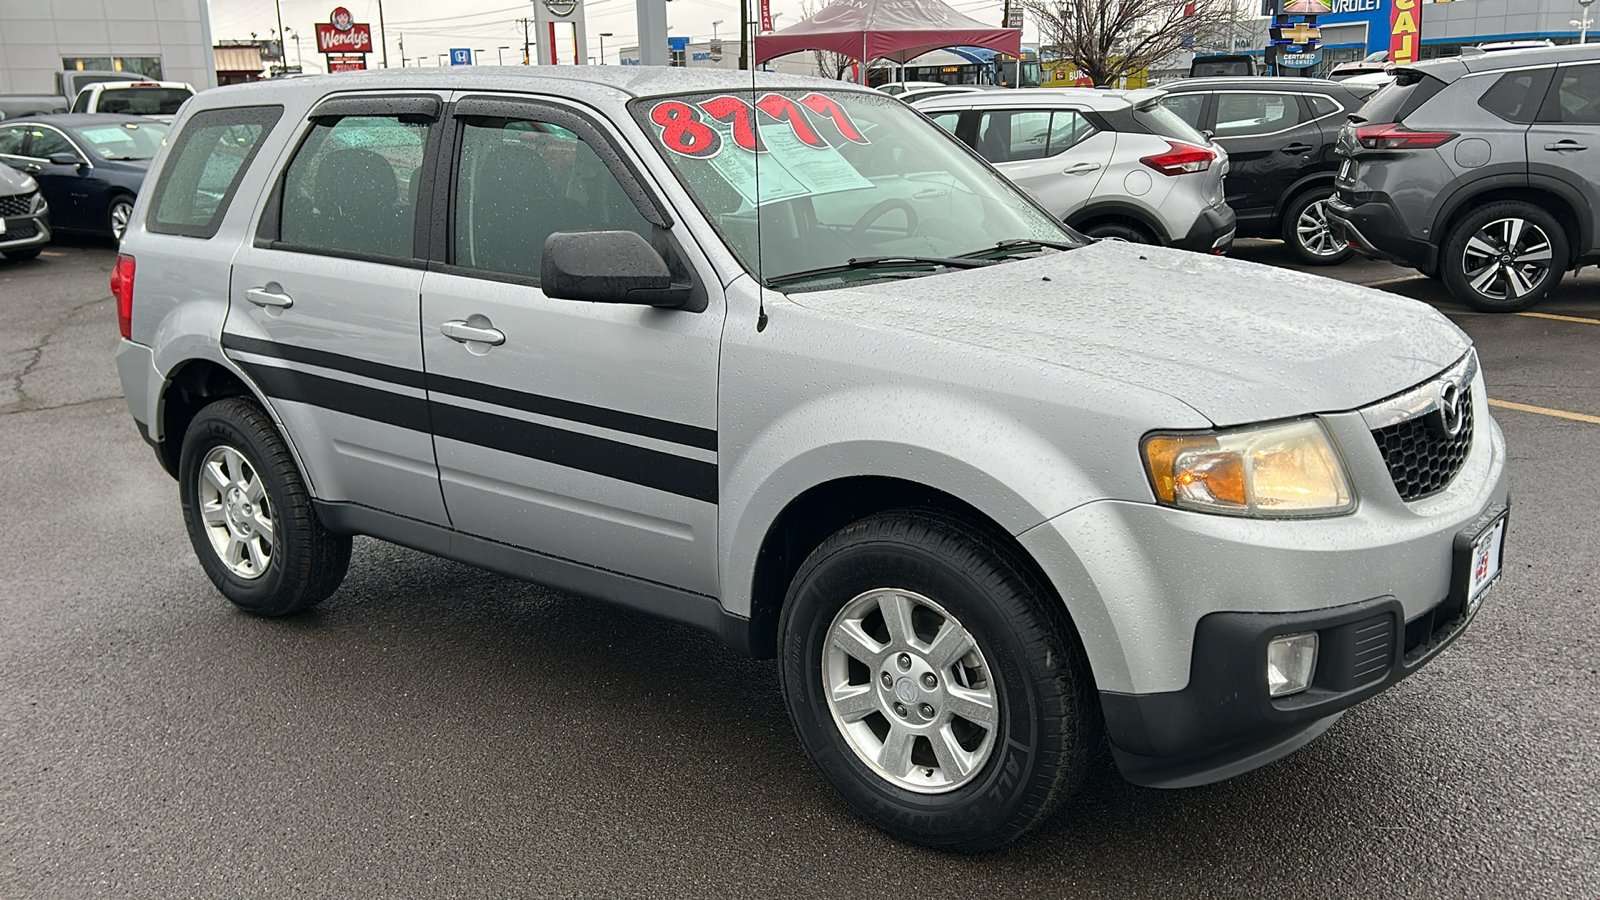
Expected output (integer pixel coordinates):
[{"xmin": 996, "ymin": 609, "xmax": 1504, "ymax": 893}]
[{"xmin": 316, "ymin": 7, "xmax": 374, "ymax": 54}]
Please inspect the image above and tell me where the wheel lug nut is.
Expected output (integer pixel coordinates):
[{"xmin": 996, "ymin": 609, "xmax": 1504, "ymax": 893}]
[
  {"xmin": 897, "ymin": 653, "xmax": 911, "ymax": 670},
  {"xmin": 920, "ymin": 703, "xmax": 935, "ymax": 718},
  {"xmin": 893, "ymin": 703, "xmax": 908, "ymax": 718},
  {"xmin": 880, "ymin": 672, "xmax": 893, "ymax": 688},
  {"xmin": 921, "ymin": 673, "xmax": 936, "ymax": 689}
]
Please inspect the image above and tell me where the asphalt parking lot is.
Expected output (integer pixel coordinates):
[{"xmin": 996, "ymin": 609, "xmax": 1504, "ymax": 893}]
[{"xmin": 2, "ymin": 238, "xmax": 1597, "ymax": 898}]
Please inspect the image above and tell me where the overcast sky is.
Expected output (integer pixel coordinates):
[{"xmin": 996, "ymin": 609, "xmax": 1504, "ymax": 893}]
[{"xmin": 207, "ymin": 0, "xmax": 1024, "ymax": 72}]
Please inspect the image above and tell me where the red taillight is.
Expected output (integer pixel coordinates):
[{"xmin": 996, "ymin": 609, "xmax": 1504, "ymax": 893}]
[
  {"xmin": 111, "ymin": 253, "xmax": 135, "ymax": 339},
  {"xmin": 1140, "ymin": 141, "xmax": 1215, "ymax": 176},
  {"xmin": 1355, "ymin": 123, "xmax": 1458, "ymax": 150}
]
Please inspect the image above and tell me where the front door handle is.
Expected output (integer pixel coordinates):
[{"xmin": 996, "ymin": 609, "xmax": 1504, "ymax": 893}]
[
  {"xmin": 1062, "ymin": 162, "xmax": 1102, "ymax": 175},
  {"xmin": 1545, "ymin": 140, "xmax": 1588, "ymax": 152},
  {"xmin": 441, "ymin": 319, "xmax": 506, "ymax": 346},
  {"xmin": 245, "ymin": 287, "xmax": 294, "ymax": 309}
]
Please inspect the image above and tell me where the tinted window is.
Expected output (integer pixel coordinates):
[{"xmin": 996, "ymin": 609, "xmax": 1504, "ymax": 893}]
[
  {"xmin": 1308, "ymin": 95, "xmax": 1342, "ymax": 118},
  {"xmin": 1548, "ymin": 64, "xmax": 1600, "ymax": 125},
  {"xmin": 71, "ymin": 92, "xmax": 91, "ymax": 113},
  {"xmin": 1213, "ymin": 92, "xmax": 1302, "ymax": 137},
  {"xmin": 1356, "ymin": 72, "xmax": 1445, "ymax": 125},
  {"xmin": 1158, "ymin": 93, "xmax": 1206, "ymax": 130},
  {"xmin": 0, "ymin": 125, "xmax": 27, "ymax": 155},
  {"xmin": 150, "ymin": 106, "xmax": 281, "ymax": 239},
  {"xmin": 926, "ymin": 111, "xmax": 960, "ymax": 135},
  {"xmin": 94, "ymin": 88, "xmax": 192, "ymax": 116},
  {"xmin": 281, "ymin": 114, "xmax": 427, "ymax": 259},
  {"xmin": 1133, "ymin": 103, "xmax": 1209, "ymax": 145},
  {"xmin": 1047, "ymin": 110, "xmax": 1097, "ymax": 153},
  {"xmin": 1480, "ymin": 69, "xmax": 1555, "ymax": 124},
  {"xmin": 72, "ymin": 121, "xmax": 167, "ymax": 160},
  {"xmin": 24, "ymin": 127, "xmax": 75, "ymax": 159},
  {"xmin": 453, "ymin": 116, "xmax": 651, "ymax": 281}
]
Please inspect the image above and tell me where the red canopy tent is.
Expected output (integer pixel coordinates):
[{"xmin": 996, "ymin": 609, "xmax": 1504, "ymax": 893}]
[{"xmin": 752, "ymin": 0, "xmax": 1021, "ymax": 66}]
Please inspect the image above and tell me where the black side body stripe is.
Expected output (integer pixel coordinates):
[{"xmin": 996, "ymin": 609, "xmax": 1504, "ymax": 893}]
[
  {"xmin": 236, "ymin": 361, "xmax": 433, "ymax": 432},
  {"xmin": 224, "ymin": 333, "xmax": 426, "ymax": 389},
  {"xmin": 430, "ymin": 403, "xmax": 718, "ymax": 503}
]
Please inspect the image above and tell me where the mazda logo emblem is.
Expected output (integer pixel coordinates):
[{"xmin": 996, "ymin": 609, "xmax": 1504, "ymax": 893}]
[{"xmin": 1436, "ymin": 381, "xmax": 1465, "ymax": 437}]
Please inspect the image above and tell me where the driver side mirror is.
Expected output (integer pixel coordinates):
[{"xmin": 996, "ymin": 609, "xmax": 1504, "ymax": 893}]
[
  {"xmin": 47, "ymin": 151, "xmax": 85, "ymax": 167},
  {"xmin": 541, "ymin": 231, "xmax": 692, "ymax": 308}
]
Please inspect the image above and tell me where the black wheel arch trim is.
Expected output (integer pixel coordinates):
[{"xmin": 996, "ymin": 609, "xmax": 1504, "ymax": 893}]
[
  {"xmin": 1272, "ymin": 171, "xmax": 1339, "ymax": 224},
  {"xmin": 1067, "ymin": 202, "xmax": 1171, "ymax": 245}
]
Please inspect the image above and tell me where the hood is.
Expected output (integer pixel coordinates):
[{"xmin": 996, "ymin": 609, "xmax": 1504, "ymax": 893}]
[
  {"xmin": 0, "ymin": 161, "xmax": 37, "ymax": 195},
  {"xmin": 786, "ymin": 241, "xmax": 1471, "ymax": 427}
]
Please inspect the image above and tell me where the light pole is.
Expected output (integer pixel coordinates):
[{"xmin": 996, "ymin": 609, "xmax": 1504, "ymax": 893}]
[
  {"xmin": 287, "ymin": 31, "xmax": 302, "ymax": 69},
  {"xmin": 437, "ymin": 53, "xmax": 447, "ymax": 66},
  {"xmin": 498, "ymin": 46, "xmax": 510, "ymax": 65},
  {"xmin": 1576, "ymin": 0, "xmax": 1596, "ymax": 44},
  {"xmin": 769, "ymin": 12, "xmax": 784, "ymax": 31},
  {"xmin": 475, "ymin": 48, "xmax": 486, "ymax": 65},
  {"xmin": 599, "ymin": 32, "xmax": 613, "ymax": 64},
  {"xmin": 712, "ymin": 19, "xmax": 724, "ymax": 40}
]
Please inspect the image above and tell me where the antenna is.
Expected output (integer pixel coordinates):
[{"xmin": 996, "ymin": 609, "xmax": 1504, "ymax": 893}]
[{"xmin": 752, "ymin": 20, "xmax": 767, "ymax": 332}]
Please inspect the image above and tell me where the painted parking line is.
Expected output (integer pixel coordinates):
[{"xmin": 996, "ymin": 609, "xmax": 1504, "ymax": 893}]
[
  {"xmin": 1489, "ymin": 399, "xmax": 1600, "ymax": 425},
  {"xmin": 1516, "ymin": 311, "xmax": 1600, "ymax": 326},
  {"xmin": 41, "ymin": 250, "xmax": 66, "ymax": 258}
]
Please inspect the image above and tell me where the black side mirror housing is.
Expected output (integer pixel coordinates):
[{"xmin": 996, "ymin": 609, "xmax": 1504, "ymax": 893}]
[
  {"xmin": 541, "ymin": 230, "xmax": 692, "ymax": 308},
  {"xmin": 48, "ymin": 152, "xmax": 85, "ymax": 167}
]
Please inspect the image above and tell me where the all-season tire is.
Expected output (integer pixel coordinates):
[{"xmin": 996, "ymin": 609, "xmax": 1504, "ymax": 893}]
[
  {"xmin": 1282, "ymin": 186, "xmax": 1353, "ymax": 266},
  {"xmin": 1441, "ymin": 201, "xmax": 1567, "ymax": 312},
  {"xmin": 2, "ymin": 247, "xmax": 42, "ymax": 262},
  {"xmin": 778, "ymin": 510, "xmax": 1097, "ymax": 852},
  {"xmin": 178, "ymin": 398, "xmax": 350, "ymax": 616},
  {"xmin": 1083, "ymin": 222, "xmax": 1152, "ymax": 244},
  {"xmin": 108, "ymin": 195, "xmax": 134, "ymax": 241}
]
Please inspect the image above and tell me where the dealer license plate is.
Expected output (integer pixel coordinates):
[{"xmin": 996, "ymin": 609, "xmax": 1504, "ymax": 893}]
[
  {"xmin": 1466, "ymin": 515, "xmax": 1507, "ymax": 610},
  {"xmin": 1338, "ymin": 159, "xmax": 1356, "ymax": 184}
]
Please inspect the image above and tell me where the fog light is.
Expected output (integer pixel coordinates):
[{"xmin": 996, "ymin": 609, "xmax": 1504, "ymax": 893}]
[{"xmin": 1266, "ymin": 633, "xmax": 1318, "ymax": 697}]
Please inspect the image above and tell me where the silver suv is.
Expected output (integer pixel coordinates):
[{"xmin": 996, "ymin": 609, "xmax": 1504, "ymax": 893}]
[
  {"xmin": 1328, "ymin": 44, "xmax": 1600, "ymax": 311},
  {"xmin": 115, "ymin": 68, "xmax": 1508, "ymax": 851},
  {"xmin": 915, "ymin": 88, "xmax": 1236, "ymax": 252}
]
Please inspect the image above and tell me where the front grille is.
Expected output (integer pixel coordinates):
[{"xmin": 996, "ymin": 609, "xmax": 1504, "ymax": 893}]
[
  {"xmin": 2, "ymin": 219, "xmax": 38, "ymax": 240},
  {"xmin": 0, "ymin": 191, "xmax": 36, "ymax": 217},
  {"xmin": 1370, "ymin": 387, "xmax": 1474, "ymax": 502}
]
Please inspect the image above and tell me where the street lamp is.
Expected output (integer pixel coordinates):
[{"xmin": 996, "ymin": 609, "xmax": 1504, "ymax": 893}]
[
  {"xmin": 287, "ymin": 31, "xmax": 302, "ymax": 68},
  {"xmin": 474, "ymin": 48, "xmax": 486, "ymax": 65},
  {"xmin": 769, "ymin": 12, "xmax": 784, "ymax": 31},
  {"xmin": 712, "ymin": 19, "xmax": 724, "ymax": 40},
  {"xmin": 437, "ymin": 53, "xmax": 447, "ymax": 66},
  {"xmin": 599, "ymin": 32, "xmax": 613, "ymax": 64},
  {"xmin": 498, "ymin": 45, "xmax": 510, "ymax": 65},
  {"xmin": 1576, "ymin": 0, "xmax": 1596, "ymax": 44}
]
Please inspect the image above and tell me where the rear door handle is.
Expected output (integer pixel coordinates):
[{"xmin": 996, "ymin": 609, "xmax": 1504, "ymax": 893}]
[
  {"xmin": 245, "ymin": 287, "xmax": 294, "ymax": 309},
  {"xmin": 1282, "ymin": 143, "xmax": 1315, "ymax": 155},
  {"xmin": 441, "ymin": 319, "xmax": 506, "ymax": 346},
  {"xmin": 1062, "ymin": 162, "xmax": 1102, "ymax": 175},
  {"xmin": 1545, "ymin": 141, "xmax": 1587, "ymax": 152}
]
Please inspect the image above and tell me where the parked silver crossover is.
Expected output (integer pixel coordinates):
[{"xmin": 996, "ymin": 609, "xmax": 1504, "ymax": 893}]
[{"xmin": 114, "ymin": 67, "xmax": 1509, "ymax": 851}]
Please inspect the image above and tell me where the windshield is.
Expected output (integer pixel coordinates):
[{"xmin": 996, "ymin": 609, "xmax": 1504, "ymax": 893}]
[
  {"xmin": 70, "ymin": 121, "xmax": 168, "ymax": 160},
  {"xmin": 631, "ymin": 89, "xmax": 1077, "ymax": 287},
  {"xmin": 95, "ymin": 87, "xmax": 192, "ymax": 116}
]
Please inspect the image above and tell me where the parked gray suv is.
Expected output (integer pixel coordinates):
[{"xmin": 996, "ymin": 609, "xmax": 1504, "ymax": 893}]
[
  {"xmin": 114, "ymin": 68, "xmax": 1509, "ymax": 851},
  {"xmin": 1328, "ymin": 44, "xmax": 1600, "ymax": 311}
]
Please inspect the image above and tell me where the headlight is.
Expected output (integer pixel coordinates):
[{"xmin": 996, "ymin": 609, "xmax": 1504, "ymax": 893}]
[{"xmin": 1142, "ymin": 419, "xmax": 1354, "ymax": 518}]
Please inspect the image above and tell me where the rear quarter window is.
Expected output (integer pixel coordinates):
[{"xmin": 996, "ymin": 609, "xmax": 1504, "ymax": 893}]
[
  {"xmin": 148, "ymin": 105, "xmax": 282, "ymax": 239},
  {"xmin": 1479, "ymin": 68, "xmax": 1555, "ymax": 124},
  {"xmin": 1356, "ymin": 72, "xmax": 1446, "ymax": 125}
]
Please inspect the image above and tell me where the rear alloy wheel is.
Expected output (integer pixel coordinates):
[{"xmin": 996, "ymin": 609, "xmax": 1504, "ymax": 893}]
[
  {"xmin": 1442, "ymin": 202, "xmax": 1567, "ymax": 312},
  {"xmin": 779, "ymin": 511, "xmax": 1097, "ymax": 852},
  {"xmin": 109, "ymin": 196, "xmax": 134, "ymax": 241},
  {"xmin": 1083, "ymin": 222, "xmax": 1152, "ymax": 244},
  {"xmin": 1284, "ymin": 187, "xmax": 1352, "ymax": 265}
]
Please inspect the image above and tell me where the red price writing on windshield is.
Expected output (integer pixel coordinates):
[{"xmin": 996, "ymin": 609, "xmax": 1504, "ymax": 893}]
[{"xmin": 648, "ymin": 94, "xmax": 871, "ymax": 157}]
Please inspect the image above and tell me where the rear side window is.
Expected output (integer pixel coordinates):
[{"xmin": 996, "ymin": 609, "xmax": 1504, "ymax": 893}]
[
  {"xmin": 1308, "ymin": 95, "xmax": 1342, "ymax": 118},
  {"xmin": 926, "ymin": 111, "xmax": 960, "ymax": 135},
  {"xmin": 1047, "ymin": 110, "xmax": 1097, "ymax": 152},
  {"xmin": 1479, "ymin": 68, "xmax": 1555, "ymax": 124},
  {"xmin": 71, "ymin": 91, "xmax": 90, "ymax": 113},
  {"xmin": 0, "ymin": 125, "xmax": 25, "ymax": 155},
  {"xmin": 1132, "ymin": 103, "xmax": 1209, "ymax": 145},
  {"xmin": 1213, "ymin": 92, "xmax": 1302, "ymax": 137},
  {"xmin": 149, "ymin": 105, "xmax": 281, "ymax": 239},
  {"xmin": 452, "ymin": 116, "xmax": 651, "ymax": 281},
  {"xmin": 1356, "ymin": 72, "xmax": 1445, "ymax": 124},
  {"xmin": 1544, "ymin": 64, "xmax": 1600, "ymax": 125},
  {"xmin": 280, "ymin": 115, "xmax": 429, "ymax": 259},
  {"xmin": 1158, "ymin": 93, "xmax": 1206, "ymax": 130}
]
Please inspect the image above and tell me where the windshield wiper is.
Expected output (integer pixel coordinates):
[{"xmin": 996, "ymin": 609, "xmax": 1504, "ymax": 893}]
[
  {"xmin": 766, "ymin": 255, "xmax": 993, "ymax": 286},
  {"xmin": 956, "ymin": 238, "xmax": 1082, "ymax": 259}
]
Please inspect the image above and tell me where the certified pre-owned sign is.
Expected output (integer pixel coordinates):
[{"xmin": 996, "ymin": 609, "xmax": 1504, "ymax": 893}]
[{"xmin": 316, "ymin": 6, "xmax": 374, "ymax": 54}]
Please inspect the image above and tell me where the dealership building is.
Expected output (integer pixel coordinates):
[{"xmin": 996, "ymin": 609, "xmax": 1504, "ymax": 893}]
[
  {"xmin": 0, "ymin": 0, "xmax": 217, "ymax": 95},
  {"xmin": 1315, "ymin": 0, "xmax": 1593, "ymax": 70}
]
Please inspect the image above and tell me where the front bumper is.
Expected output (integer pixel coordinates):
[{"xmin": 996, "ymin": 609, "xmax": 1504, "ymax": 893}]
[
  {"xmin": 0, "ymin": 209, "xmax": 51, "ymax": 254},
  {"xmin": 1326, "ymin": 194, "xmax": 1435, "ymax": 272},
  {"xmin": 1171, "ymin": 203, "xmax": 1237, "ymax": 255},
  {"xmin": 1102, "ymin": 499, "xmax": 1505, "ymax": 788}
]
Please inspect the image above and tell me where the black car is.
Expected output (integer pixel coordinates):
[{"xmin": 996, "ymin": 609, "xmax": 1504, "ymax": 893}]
[
  {"xmin": 1157, "ymin": 78, "xmax": 1372, "ymax": 265},
  {"xmin": 0, "ymin": 114, "xmax": 168, "ymax": 240}
]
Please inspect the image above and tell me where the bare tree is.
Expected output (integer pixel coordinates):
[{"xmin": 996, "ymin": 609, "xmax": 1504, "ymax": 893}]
[
  {"xmin": 798, "ymin": 0, "xmax": 853, "ymax": 80},
  {"xmin": 1024, "ymin": 0, "xmax": 1244, "ymax": 86}
]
